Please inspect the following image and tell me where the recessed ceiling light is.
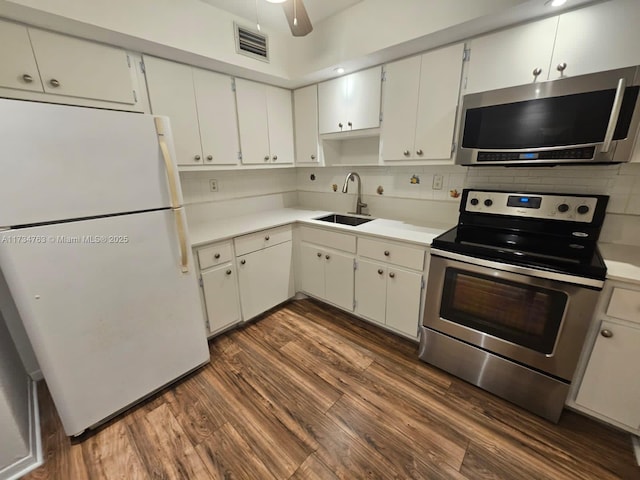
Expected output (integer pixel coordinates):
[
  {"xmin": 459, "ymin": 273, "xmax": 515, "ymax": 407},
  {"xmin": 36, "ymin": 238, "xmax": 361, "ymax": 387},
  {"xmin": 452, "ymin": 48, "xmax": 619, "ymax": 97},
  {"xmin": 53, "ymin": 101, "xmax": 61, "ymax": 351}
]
[
  {"xmin": 334, "ymin": 67, "xmax": 345, "ymax": 74},
  {"xmin": 546, "ymin": 0, "xmax": 567, "ymax": 6},
  {"xmin": 265, "ymin": 0, "xmax": 287, "ymax": 3}
]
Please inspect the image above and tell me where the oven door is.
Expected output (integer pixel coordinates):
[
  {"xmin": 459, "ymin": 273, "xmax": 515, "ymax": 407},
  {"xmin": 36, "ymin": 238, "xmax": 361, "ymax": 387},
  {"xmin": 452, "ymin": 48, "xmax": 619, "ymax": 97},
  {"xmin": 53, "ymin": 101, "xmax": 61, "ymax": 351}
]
[{"xmin": 423, "ymin": 250, "xmax": 602, "ymax": 381}]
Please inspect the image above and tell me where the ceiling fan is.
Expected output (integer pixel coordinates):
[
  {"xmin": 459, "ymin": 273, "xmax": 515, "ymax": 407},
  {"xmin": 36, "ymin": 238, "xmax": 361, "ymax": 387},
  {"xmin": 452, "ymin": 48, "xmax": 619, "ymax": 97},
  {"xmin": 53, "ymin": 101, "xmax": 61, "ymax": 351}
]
[{"xmin": 266, "ymin": 0, "xmax": 313, "ymax": 36}]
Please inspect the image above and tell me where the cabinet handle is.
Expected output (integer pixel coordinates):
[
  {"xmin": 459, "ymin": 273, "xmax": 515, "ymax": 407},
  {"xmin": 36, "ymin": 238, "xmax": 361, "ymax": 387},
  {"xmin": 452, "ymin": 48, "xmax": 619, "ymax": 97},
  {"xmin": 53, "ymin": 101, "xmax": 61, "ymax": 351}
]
[
  {"xmin": 325, "ymin": 254, "xmax": 330, "ymax": 260},
  {"xmin": 317, "ymin": 252, "xmax": 322, "ymax": 257},
  {"xmin": 214, "ymin": 253, "xmax": 220, "ymax": 259},
  {"xmin": 416, "ymin": 149, "xmax": 423, "ymax": 156},
  {"xmin": 532, "ymin": 67, "xmax": 542, "ymax": 77},
  {"xmin": 600, "ymin": 329, "xmax": 613, "ymax": 338},
  {"xmin": 240, "ymin": 259, "xmax": 246, "ymax": 265},
  {"xmin": 265, "ymin": 235, "xmax": 270, "ymax": 241},
  {"xmin": 311, "ymin": 154, "xmax": 316, "ymax": 160},
  {"xmin": 226, "ymin": 269, "xmax": 232, "ymax": 275},
  {"xmin": 338, "ymin": 122, "xmax": 343, "ymax": 129},
  {"xmin": 22, "ymin": 74, "xmax": 33, "ymax": 83},
  {"xmin": 377, "ymin": 269, "xmax": 384, "ymax": 275},
  {"xmin": 389, "ymin": 272, "xmax": 395, "ymax": 278},
  {"xmin": 264, "ymin": 155, "xmax": 270, "ymax": 161},
  {"xmin": 348, "ymin": 121, "xmax": 352, "ymax": 128},
  {"xmin": 272, "ymin": 155, "xmax": 278, "ymax": 161},
  {"xmin": 384, "ymin": 250, "xmax": 390, "ymax": 256},
  {"xmin": 194, "ymin": 155, "xmax": 201, "ymax": 161},
  {"xmin": 403, "ymin": 150, "xmax": 410, "ymax": 156},
  {"xmin": 557, "ymin": 62, "xmax": 567, "ymax": 73},
  {"xmin": 49, "ymin": 78, "xmax": 60, "ymax": 87},
  {"xmin": 206, "ymin": 155, "xmax": 213, "ymax": 161}
]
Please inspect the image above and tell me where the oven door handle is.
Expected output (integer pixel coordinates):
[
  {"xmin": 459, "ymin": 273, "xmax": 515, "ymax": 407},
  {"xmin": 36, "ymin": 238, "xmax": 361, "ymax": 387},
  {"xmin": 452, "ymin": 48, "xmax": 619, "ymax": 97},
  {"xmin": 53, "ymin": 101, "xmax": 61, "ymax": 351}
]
[{"xmin": 430, "ymin": 248, "xmax": 604, "ymax": 289}]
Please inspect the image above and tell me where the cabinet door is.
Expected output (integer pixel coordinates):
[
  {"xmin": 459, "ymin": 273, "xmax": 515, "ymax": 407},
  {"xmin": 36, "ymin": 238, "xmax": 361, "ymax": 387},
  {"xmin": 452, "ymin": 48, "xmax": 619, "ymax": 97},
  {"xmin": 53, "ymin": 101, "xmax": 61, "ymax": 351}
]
[
  {"xmin": 346, "ymin": 67, "xmax": 382, "ymax": 131},
  {"xmin": 550, "ymin": 0, "xmax": 640, "ymax": 80},
  {"xmin": 380, "ymin": 56, "xmax": 421, "ymax": 161},
  {"xmin": 193, "ymin": 68, "xmax": 239, "ymax": 165},
  {"xmin": 386, "ymin": 268, "xmax": 422, "ymax": 338},
  {"xmin": 576, "ymin": 320, "xmax": 640, "ymax": 429},
  {"xmin": 201, "ymin": 263, "xmax": 241, "ymax": 334},
  {"xmin": 0, "ymin": 20, "xmax": 43, "ymax": 92},
  {"xmin": 465, "ymin": 17, "xmax": 558, "ymax": 94},
  {"xmin": 299, "ymin": 243, "xmax": 325, "ymax": 299},
  {"xmin": 318, "ymin": 77, "xmax": 345, "ymax": 134},
  {"xmin": 294, "ymin": 85, "xmax": 320, "ymax": 164},
  {"xmin": 28, "ymin": 28, "xmax": 135, "ymax": 104},
  {"xmin": 235, "ymin": 78, "xmax": 271, "ymax": 164},
  {"xmin": 324, "ymin": 251, "xmax": 355, "ymax": 311},
  {"xmin": 144, "ymin": 57, "xmax": 203, "ymax": 166},
  {"xmin": 355, "ymin": 259, "xmax": 387, "ymax": 324},
  {"xmin": 237, "ymin": 241, "xmax": 294, "ymax": 321},
  {"xmin": 266, "ymin": 86, "xmax": 294, "ymax": 164},
  {"xmin": 414, "ymin": 43, "xmax": 464, "ymax": 160}
]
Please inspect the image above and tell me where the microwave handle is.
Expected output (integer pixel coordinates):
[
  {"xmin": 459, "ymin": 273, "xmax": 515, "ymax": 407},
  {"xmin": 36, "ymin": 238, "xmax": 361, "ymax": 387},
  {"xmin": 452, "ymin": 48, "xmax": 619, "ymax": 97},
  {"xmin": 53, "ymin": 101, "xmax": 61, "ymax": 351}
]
[{"xmin": 602, "ymin": 78, "xmax": 627, "ymax": 153}]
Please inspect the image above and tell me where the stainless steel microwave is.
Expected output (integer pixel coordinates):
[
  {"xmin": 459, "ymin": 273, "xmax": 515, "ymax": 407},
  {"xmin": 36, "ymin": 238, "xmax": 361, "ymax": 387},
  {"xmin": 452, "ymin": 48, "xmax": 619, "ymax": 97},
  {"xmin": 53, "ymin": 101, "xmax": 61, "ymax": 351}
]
[{"xmin": 456, "ymin": 66, "xmax": 640, "ymax": 166}]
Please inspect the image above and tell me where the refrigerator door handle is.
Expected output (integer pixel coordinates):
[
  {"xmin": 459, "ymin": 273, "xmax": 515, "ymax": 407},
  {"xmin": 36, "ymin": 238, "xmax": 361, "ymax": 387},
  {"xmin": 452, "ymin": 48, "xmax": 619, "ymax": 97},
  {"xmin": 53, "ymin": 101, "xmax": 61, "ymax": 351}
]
[
  {"xmin": 174, "ymin": 206, "xmax": 189, "ymax": 273},
  {"xmin": 154, "ymin": 117, "xmax": 181, "ymax": 209}
]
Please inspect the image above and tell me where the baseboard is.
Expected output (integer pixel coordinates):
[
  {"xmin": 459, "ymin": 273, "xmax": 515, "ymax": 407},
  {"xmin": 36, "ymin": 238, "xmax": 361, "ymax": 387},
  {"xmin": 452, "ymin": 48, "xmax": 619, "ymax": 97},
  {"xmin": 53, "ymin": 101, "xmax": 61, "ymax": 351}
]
[
  {"xmin": 632, "ymin": 435, "xmax": 640, "ymax": 467},
  {"xmin": 0, "ymin": 379, "xmax": 43, "ymax": 480}
]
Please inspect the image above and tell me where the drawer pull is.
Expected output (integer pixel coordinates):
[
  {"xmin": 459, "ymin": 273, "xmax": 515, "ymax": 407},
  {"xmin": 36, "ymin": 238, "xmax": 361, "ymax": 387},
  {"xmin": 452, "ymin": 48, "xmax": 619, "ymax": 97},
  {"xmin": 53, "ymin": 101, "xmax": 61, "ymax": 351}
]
[
  {"xmin": 384, "ymin": 250, "xmax": 390, "ymax": 256},
  {"xmin": 226, "ymin": 269, "xmax": 232, "ymax": 276},
  {"xmin": 317, "ymin": 252, "xmax": 322, "ymax": 257},
  {"xmin": 49, "ymin": 78, "xmax": 60, "ymax": 87},
  {"xmin": 377, "ymin": 269, "xmax": 384, "ymax": 275},
  {"xmin": 240, "ymin": 259, "xmax": 246, "ymax": 265},
  {"xmin": 214, "ymin": 253, "xmax": 221, "ymax": 259},
  {"xmin": 600, "ymin": 329, "xmax": 613, "ymax": 338},
  {"xmin": 389, "ymin": 272, "xmax": 395, "ymax": 278},
  {"xmin": 265, "ymin": 235, "xmax": 270, "ymax": 241},
  {"xmin": 325, "ymin": 254, "xmax": 331, "ymax": 260},
  {"xmin": 22, "ymin": 74, "xmax": 33, "ymax": 83}
]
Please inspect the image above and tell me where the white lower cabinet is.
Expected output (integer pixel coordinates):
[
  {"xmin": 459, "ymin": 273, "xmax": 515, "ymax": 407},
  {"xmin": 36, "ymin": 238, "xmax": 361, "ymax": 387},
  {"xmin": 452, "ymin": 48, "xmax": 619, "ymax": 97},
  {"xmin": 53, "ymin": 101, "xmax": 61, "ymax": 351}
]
[
  {"xmin": 235, "ymin": 228, "xmax": 294, "ymax": 321},
  {"xmin": 355, "ymin": 243, "xmax": 424, "ymax": 339},
  {"xmin": 570, "ymin": 281, "xmax": 640, "ymax": 434},
  {"xmin": 196, "ymin": 240, "xmax": 241, "ymax": 336}
]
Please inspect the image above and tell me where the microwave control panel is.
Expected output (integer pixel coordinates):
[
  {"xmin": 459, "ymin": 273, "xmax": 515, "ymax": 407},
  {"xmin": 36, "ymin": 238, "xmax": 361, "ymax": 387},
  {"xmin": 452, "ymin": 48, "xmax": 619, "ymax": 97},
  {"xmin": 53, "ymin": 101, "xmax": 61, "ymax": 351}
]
[{"xmin": 463, "ymin": 190, "xmax": 600, "ymax": 223}]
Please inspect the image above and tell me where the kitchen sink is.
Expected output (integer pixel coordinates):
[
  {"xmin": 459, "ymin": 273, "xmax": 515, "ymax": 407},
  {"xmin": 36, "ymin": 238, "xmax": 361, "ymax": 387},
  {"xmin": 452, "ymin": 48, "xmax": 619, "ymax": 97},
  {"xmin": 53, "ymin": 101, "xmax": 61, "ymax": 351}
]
[{"xmin": 314, "ymin": 213, "xmax": 374, "ymax": 226}]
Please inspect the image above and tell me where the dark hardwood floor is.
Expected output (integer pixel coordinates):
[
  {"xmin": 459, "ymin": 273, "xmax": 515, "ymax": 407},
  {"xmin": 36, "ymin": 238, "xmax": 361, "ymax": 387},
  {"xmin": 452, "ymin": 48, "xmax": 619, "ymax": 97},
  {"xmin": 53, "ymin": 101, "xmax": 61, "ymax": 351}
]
[{"xmin": 25, "ymin": 299, "xmax": 640, "ymax": 479}]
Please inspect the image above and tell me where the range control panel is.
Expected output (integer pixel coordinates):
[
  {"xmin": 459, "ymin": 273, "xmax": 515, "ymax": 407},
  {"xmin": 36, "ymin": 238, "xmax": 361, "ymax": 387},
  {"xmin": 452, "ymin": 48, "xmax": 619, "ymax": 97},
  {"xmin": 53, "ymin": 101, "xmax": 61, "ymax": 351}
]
[{"xmin": 463, "ymin": 190, "xmax": 600, "ymax": 223}]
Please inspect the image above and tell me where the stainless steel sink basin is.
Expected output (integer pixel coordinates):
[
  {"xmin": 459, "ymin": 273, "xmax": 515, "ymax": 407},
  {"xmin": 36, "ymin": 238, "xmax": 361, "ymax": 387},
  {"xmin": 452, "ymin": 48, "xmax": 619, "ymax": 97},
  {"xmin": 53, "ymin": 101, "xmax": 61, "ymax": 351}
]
[{"xmin": 314, "ymin": 213, "xmax": 374, "ymax": 226}]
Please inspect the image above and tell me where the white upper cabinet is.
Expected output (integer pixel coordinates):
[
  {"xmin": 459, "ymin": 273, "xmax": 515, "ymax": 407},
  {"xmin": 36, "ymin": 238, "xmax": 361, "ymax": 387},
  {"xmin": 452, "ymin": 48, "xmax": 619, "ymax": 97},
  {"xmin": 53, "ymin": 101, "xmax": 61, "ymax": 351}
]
[
  {"xmin": 144, "ymin": 56, "xmax": 203, "ymax": 166},
  {"xmin": 293, "ymin": 85, "xmax": 320, "ymax": 164},
  {"xmin": 236, "ymin": 78, "xmax": 294, "ymax": 165},
  {"xmin": 28, "ymin": 29, "xmax": 135, "ymax": 104},
  {"xmin": 381, "ymin": 43, "xmax": 464, "ymax": 161},
  {"xmin": 465, "ymin": 17, "xmax": 558, "ymax": 94},
  {"xmin": 0, "ymin": 20, "xmax": 43, "ymax": 92},
  {"xmin": 144, "ymin": 57, "xmax": 240, "ymax": 167},
  {"xmin": 550, "ymin": 0, "xmax": 640, "ymax": 80},
  {"xmin": 193, "ymin": 69, "xmax": 240, "ymax": 165},
  {"xmin": 318, "ymin": 66, "xmax": 382, "ymax": 134}
]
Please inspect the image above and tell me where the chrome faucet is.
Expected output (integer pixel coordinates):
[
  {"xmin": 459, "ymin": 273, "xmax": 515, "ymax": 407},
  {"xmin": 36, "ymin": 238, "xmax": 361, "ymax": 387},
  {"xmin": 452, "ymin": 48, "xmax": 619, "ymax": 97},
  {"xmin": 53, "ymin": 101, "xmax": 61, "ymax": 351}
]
[{"xmin": 342, "ymin": 172, "xmax": 368, "ymax": 215}]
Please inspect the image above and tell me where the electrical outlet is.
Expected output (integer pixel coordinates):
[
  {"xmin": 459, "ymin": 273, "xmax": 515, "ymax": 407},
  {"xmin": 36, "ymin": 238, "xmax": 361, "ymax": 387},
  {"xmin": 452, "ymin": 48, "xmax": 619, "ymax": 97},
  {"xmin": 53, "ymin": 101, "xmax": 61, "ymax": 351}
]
[
  {"xmin": 209, "ymin": 179, "xmax": 219, "ymax": 192},
  {"xmin": 432, "ymin": 174, "xmax": 443, "ymax": 190}
]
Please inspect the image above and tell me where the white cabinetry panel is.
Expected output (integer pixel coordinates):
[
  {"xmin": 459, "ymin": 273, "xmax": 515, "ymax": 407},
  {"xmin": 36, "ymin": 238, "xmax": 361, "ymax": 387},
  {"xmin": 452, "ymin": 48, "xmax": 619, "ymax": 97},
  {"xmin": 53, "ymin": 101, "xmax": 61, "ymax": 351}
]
[
  {"xmin": 294, "ymin": 85, "xmax": 320, "ymax": 164},
  {"xmin": 0, "ymin": 20, "xmax": 43, "ymax": 92},
  {"xmin": 266, "ymin": 86, "xmax": 295, "ymax": 165},
  {"xmin": 201, "ymin": 264, "xmax": 241, "ymax": 334}
]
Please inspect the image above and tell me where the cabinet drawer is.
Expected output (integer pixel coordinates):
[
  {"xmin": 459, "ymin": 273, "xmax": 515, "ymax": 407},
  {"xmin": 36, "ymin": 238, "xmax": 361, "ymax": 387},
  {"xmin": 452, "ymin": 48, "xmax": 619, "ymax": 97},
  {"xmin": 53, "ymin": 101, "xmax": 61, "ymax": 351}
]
[
  {"xmin": 198, "ymin": 241, "xmax": 233, "ymax": 270},
  {"xmin": 358, "ymin": 237, "xmax": 424, "ymax": 270},
  {"xmin": 234, "ymin": 225, "xmax": 292, "ymax": 256},
  {"xmin": 299, "ymin": 226, "xmax": 356, "ymax": 253},
  {"xmin": 606, "ymin": 288, "xmax": 640, "ymax": 324}
]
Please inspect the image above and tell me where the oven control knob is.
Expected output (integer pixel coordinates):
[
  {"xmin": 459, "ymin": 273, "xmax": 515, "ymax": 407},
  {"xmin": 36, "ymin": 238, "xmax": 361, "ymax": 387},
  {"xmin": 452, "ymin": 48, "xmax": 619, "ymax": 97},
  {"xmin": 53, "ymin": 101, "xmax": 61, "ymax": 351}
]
[
  {"xmin": 470, "ymin": 198, "xmax": 479, "ymax": 206},
  {"xmin": 484, "ymin": 199, "xmax": 493, "ymax": 207},
  {"xmin": 557, "ymin": 203, "xmax": 570, "ymax": 213},
  {"xmin": 577, "ymin": 205, "xmax": 590, "ymax": 215}
]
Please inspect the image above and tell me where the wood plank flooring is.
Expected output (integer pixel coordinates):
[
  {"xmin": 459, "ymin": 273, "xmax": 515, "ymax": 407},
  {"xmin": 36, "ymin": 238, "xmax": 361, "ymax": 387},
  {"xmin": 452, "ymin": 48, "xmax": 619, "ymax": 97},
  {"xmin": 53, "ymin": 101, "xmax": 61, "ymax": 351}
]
[{"xmin": 24, "ymin": 299, "xmax": 640, "ymax": 479}]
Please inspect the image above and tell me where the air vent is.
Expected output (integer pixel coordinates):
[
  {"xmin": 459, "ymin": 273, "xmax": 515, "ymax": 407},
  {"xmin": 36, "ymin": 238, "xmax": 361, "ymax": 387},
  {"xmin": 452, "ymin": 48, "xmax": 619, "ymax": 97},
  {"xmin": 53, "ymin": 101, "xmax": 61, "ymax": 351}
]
[{"xmin": 234, "ymin": 23, "xmax": 269, "ymax": 62}]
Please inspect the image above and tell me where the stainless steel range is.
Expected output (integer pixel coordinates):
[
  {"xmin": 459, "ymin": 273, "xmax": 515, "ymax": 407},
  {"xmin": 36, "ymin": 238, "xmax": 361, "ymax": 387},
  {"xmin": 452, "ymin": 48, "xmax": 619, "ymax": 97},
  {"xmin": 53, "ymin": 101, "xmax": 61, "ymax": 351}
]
[{"xmin": 419, "ymin": 189, "xmax": 609, "ymax": 422}]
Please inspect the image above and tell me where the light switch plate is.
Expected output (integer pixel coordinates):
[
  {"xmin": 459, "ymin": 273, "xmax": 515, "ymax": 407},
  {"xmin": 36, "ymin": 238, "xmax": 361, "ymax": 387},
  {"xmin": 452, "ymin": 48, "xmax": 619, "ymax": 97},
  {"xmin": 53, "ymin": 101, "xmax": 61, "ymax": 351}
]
[
  {"xmin": 432, "ymin": 174, "xmax": 443, "ymax": 190},
  {"xmin": 209, "ymin": 179, "xmax": 219, "ymax": 192}
]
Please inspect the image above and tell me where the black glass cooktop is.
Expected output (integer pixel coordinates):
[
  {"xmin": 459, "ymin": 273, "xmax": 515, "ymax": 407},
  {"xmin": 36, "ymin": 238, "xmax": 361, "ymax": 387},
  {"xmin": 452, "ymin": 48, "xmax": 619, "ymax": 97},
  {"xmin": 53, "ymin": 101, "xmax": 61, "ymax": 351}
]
[{"xmin": 432, "ymin": 225, "xmax": 607, "ymax": 280}]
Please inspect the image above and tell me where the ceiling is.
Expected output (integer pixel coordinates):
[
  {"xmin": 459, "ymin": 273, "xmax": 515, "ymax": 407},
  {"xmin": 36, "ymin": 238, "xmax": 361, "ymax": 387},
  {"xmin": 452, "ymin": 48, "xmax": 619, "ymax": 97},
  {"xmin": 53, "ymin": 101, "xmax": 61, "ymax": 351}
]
[{"xmin": 199, "ymin": 0, "xmax": 363, "ymax": 33}]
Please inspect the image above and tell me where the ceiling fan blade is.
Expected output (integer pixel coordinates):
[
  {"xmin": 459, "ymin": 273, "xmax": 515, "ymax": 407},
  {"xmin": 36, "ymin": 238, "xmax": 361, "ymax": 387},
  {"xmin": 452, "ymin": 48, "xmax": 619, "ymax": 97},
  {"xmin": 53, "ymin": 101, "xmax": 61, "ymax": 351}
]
[{"xmin": 283, "ymin": 0, "xmax": 313, "ymax": 37}]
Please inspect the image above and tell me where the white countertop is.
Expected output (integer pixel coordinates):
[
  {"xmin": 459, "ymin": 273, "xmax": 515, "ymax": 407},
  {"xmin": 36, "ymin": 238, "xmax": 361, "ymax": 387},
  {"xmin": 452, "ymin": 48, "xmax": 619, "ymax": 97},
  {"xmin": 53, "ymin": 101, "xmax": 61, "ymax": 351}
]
[
  {"xmin": 599, "ymin": 242, "xmax": 640, "ymax": 285},
  {"xmin": 188, "ymin": 207, "xmax": 452, "ymax": 248}
]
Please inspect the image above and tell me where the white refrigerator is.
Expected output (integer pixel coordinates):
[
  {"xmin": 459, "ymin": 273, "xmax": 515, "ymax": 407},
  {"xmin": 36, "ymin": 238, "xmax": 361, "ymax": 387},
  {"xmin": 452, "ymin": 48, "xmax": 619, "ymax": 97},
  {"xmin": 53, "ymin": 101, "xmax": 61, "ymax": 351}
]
[{"xmin": 0, "ymin": 99, "xmax": 210, "ymax": 437}]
